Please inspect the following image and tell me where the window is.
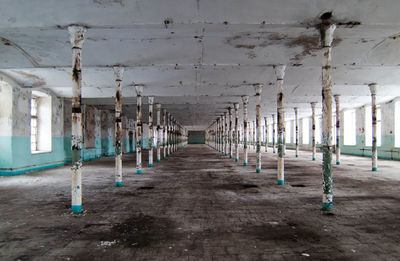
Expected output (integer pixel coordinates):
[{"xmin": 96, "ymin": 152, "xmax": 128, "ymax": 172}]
[
  {"xmin": 292, "ymin": 120, "xmax": 296, "ymax": 144},
  {"xmin": 365, "ymin": 106, "xmax": 381, "ymax": 147},
  {"xmin": 31, "ymin": 91, "xmax": 52, "ymax": 153},
  {"xmin": 332, "ymin": 115, "xmax": 336, "ymax": 145},
  {"xmin": 268, "ymin": 124, "xmax": 273, "ymax": 142},
  {"xmin": 344, "ymin": 109, "xmax": 356, "ymax": 145},
  {"xmin": 302, "ymin": 118, "xmax": 309, "ymax": 144},
  {"xmin": 396, "ymin": 101, "xmax": 400, "ymax": 147},
  {"xmin": 315, "ymin": 116, "xmax": 321, "ymax": 144},
  {"xmin": 30, "ymin": 97, "xmax": 38, "ymax": 151},
  {"xmin": 285, "ymin": 121, "xmax": 291, "ymax": 143}
]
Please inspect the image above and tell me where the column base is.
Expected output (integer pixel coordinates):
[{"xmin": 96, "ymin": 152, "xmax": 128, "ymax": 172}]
[
  {"xmin": 148, "ymin": 164, "xmax": 153, "ymax": 167},
  {"xmin": 336, "ymin": 162, "xmax": 340, "ymax": 165},
  {"xmin": 229, "ymin": 155, "xmax": 232, "ymax": 158},
  {"xmin": 296, "ymin": 155, "xmax": 299, "ymax": 158},
  {"xmin": 243, "ymin": 162, "xmax": 248, "ymax": 166},
  {"xmin": 225, "ymin": 153, "xmax": 228, "ymax": 156},
  {"xmin": 157, "ymin": 159, "xmax": 161, "ymax": 162},
  {"xmin": 321, "ymin": 202, "xmax": 333, "ymax": 211},
  {"xmin": 163, "ymin": 156, "xmax": 166, "ymax": 159},
  {"xmin": 115, "ymin": 181, "xmax": 122, "ymax": 187},
  {"xmin": 312, "ymin": 158, "xmax": 316, "ymax": 161},
  {"xmin": 235, "ymin": 158, "xmax": 239, "ymax": 162},
  {"xmin": 277, "ymin": 180, "xmax": 284, "ymax": 185},
  {"xmin": 71, "ymin": 205, "xmax": 82, "ymax": 213},
  {"xmin": 256, "ymin": 169, "xmax": 261, "ymax": 173},
  {"xmin": 372, "ymin": 167, "xmax": 378, "ymax": 171},
  {"xmin": 137, "ymin": 169, "xmax": 142, "ymax": 174}
]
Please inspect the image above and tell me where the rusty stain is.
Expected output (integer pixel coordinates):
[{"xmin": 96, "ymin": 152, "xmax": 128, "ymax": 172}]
[
  {"xmin": 235, "ymin": 44, "xmax": 256, "ymax": 49},
  {"xmin": 93, "ymin": 0, "xmax": 124, "ymax": 7}
]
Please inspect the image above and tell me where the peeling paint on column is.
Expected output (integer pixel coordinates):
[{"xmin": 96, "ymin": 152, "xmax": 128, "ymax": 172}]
[
  {"xmin": 223, "ymin": 111, "xmax": 228, "ymax": 156},
  {"xmin": 228, "ymin": 107, "xmax": 233, "ymax": 159},
  {"xmin": 162, "ymin": 109, "xmax": 167, "ymax": 159},
  {"xmin": 148, "ymin": 96, "xmax": 154, "ymax": 167},
  {"xmin": 320, "ymin": 20, "xmax": 336, "ymax": 211},
  {"xmin": 264, "ymin": 117, "xmax": 268, "ymax": 152},
  {"xmin": 167, "ymin": 113, "xmax": 171, "ymax": 156},
  {"xmin": 252, "ymin": 121, "xmax": 256, "ymax": 150},
  {"xmin": 68, "ymin": 25, "xmax": 86, "ymax": 213},
  {"xmin": 135, "ymin": 85, "xmax": 143, "ymax": 174},
  {"xmin": 334, "ymin": 95, "xmax": 341, "ymax": 165},
  {"xmin": 275, "ymin": 65, "xmax": 286, "ymax": 185},
  {"xmin": 294, "ymin": 107, "xmax": 299, "ymax": 157},
  {"xmin": 113, "ymin": 66, "xmax": 124, "ymax": 187},
  {"xmin": 272, "ymin": 114, "xmax": 276, "ymax": 153},
  {"xmin": 156, "ymin": 103, "xmax": 161, "ymax": 162},
  {"xmin": 234, "ymin": 103, "xmax": 240, "ymax": 162},
  {"xmin": 242, "ymin": 96, "xmax": 249, "ymax": 166},
  {"xmin": 369, "ymin": 83, "xmax": 378, "ymax": 171},
  {"xmin": 311, "ymin": 102, "xmax": 317, "ymax": 161},
  {"xmin": 255, "ymin": 84, "xmax": 263, "ymax": 173}
]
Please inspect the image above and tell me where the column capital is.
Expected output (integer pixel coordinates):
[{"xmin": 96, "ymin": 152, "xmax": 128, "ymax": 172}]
[
  {"xmin": 234, "ymin": 102, "xmax": 240, "ymax": 110},
  {"xmin": 311, "ymin": 102, "xmax": 317, "ymax": 109},
  {"xmin": 135, "ymin": 85, "xmax": 143, "ymax": 96},
  {"xmin": 274, "ymin": 65, "xmax": 287, "ymax": 80},
  {"xmin": 242, "ymin": 95, "xmax": 249, "ymax": 104},
  {"xmin": 320, "ymin": 23, "xmax": 336, "ymax": 47},
  {"xmin": 254, "ymin": 83, "xmax": 263, "ymax": 95},
  {"xmin": 155, "ymin": 103, "xmax": 161, "ymax": 110},
  {"xmin": 148, "ymin": 96, "xmax": 154, "ymax": 105},
  {"xmin": 113, "ymin": 66, "xmax": 124, "ymax": 82},
  {"xmin": 369, "ymin": 83, "xmax": 377, "ymax": 95},
  {"xmin": 68, "ymin": 25, "xmax": 86, "ymax": 49}
]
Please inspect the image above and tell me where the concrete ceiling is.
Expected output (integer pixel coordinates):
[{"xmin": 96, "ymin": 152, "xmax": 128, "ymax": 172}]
[{"xmin": 1, "ymin": 0, "xmax": 400, "ymax": 130}]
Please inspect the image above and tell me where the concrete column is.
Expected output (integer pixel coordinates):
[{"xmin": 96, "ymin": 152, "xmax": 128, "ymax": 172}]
[
  {"xmin": 113, "ymin": 66, "xmax": 124, "ymax": 187},
  {"xmin": 162, "ymin": 109, "xmax": 167, "ymax": 159},
  {"xmin": 156, "ymin": 103, "xmax": 161, "ymax": 162},
  {"xmin": 228, "ymin": 107, "xmax": 232, "ymax": 158},
  {"xmin": 224, "ymin": 111, "xmax": 228, "ymax": 156},
  {"xmin": 264, "ymin": 117, "xmax": 268, "ymax": 152},
  {"xmin": 311, "ymin": 102, "xmax": 317, "ymax": 161},
  {"xmin": 369, "ymin": 83, "xmax": 378, "ymax": 171},
  {"xmin": 334, "ymin": 95, "xmax": 341, "ymax": 165},
  {"xmin": 68, "ymin": 25, "xmax": 86, "ymax": 213},
  {"xmin": 275, "ymin": 65, "xmax": 286, "ymax": 185},
  {"xmin": 148, "ymin": 97, "xmax": 154, "ymax": 167},
  {"xmin": 167, "ymin": 113, "xmax": 171, "ymax": 156},
  {"xmin": 294, "ymin": 107, "xmax": 299, "ymax": 157},
  {"xmin": 255, "ymin": 84, "xmax": 263, "ymax": 173},
  {"xmin": 135, "ymin": 85, "xmax": 143, "ymax": 174},
  {"xmin": 173, "ymin": 119, "xmax": 176, "ymax": 153},
  {"xmin": 234, "ymin": 103, "xmax": 240, "ymax": 162},
  {"xmin": 272, "ymin": 114, "xmax": 276, "ymax": 153},
  {"xmin": 320, "ymin": 20, "xmax": 336, "ymax": 211},
  {"xmin": 216, "ymin": 118, "xmax": 220, "ymax": 152},
  {"xmin": 252, "ymin": 121, "xmax": 256, "ymax": 150},
  {"xmin": 242, "ymin": 96, "xmax": 249, "ymax": 166}
]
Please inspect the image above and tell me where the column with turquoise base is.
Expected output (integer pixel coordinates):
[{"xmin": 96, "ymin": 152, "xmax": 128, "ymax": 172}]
[
  {"xmin": 242, "ymin": 96, "xmax": 249, "ymax": 166},
  {"xmin": 255, "ymin": 84, "xmax": 263, "ymax": 173},
  {"xmin": 275, "ymin": 65, "xmax": 286, "ymax": 185},
  {"xmin": 113, "ymin": 66, "xmax": 124, "ymax": 187},
  {"xmin": 68, "ymin": 25, "xmax": 86, "ymax": 213}
]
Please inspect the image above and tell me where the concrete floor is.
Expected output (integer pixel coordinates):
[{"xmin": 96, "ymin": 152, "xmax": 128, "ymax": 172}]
[{"xmin": 1, "ymin": 145, "xmax": 400, "ymax": 261}]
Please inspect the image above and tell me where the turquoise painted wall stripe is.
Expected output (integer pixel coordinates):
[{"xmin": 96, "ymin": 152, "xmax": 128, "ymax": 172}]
[{"xmin": 0, "ymin": 162, "xmax": 64, "ymax": 176}]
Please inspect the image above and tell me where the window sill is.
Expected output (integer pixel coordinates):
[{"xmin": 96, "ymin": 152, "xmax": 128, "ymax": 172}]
[{"xmin": 31, "ymin": 150, "xmax": 52, "ymax": 155}]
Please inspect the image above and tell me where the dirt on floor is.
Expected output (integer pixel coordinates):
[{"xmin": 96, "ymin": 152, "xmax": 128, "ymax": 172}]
[{"xmin": 1, "ymin": 144, "xmax": 400, "ymax": 260}]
